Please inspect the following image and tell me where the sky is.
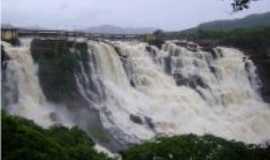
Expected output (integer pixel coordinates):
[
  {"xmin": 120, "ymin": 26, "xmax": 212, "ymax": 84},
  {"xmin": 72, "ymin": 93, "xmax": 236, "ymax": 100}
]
[{"xmin": 2, "ymin": 0, "xmax": 270, "ymax": 31}]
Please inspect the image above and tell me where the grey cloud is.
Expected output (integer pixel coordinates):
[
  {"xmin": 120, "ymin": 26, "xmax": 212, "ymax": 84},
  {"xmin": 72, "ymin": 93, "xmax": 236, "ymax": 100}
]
[{"xmin": 2, "ymin": 0, "xmax": 270, "ymax": 30}]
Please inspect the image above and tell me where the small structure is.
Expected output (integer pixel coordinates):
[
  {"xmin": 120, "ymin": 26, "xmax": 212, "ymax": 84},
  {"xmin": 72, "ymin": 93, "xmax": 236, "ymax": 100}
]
[{"xmin": 1, "ymin": 25, "xmax": 18, "ymax": 42}]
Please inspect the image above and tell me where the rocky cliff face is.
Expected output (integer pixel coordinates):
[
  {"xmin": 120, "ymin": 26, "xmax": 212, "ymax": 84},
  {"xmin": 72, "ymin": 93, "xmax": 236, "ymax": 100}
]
[
  {"xmin": 246, "ymin": 48, "xmax": 270, "ymax": 102},
  {"xmin": 31, "ymin": 39, "xmax": 88, "ymax": 106},
  {"xmin": 30, "ymin": 39, "xmax": 120, "ymax": 151}
]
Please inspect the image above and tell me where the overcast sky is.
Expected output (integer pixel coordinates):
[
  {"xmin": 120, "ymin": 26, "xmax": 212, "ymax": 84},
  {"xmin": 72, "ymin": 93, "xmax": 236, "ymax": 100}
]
[{"xmin": 2, "ymin": 0, "xmax": 270, "ymax": 31}]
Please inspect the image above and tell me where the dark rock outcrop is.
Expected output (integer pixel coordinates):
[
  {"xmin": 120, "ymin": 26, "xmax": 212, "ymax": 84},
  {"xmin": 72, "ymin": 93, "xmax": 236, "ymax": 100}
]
[
  {"xmin": 31, "ymin": 39, "xmax": 88, "ymax": 108},
  {"xmin": 1, "ymin": 45, "xmax": 19, "ymax": 108},
  {"xmin": 245, "ymin": 49, "xmax": 270, "ymax": 102},
  {"xmin": 129, "ymin": 114, "xmax": 143, "ymax": 125}
]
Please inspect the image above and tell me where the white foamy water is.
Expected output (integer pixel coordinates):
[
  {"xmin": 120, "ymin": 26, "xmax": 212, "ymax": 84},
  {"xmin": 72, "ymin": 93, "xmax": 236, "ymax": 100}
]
[
  {"xmin": 79, "ymin": 40, "xmax": 270, "ymax": 145},
  {"xmin": 2, "ymin": 40, "xmax": 73, "ymax": 128},
  {"xmin": 2, "ymin": 39, "xmax": 270, "ymax": 149}
]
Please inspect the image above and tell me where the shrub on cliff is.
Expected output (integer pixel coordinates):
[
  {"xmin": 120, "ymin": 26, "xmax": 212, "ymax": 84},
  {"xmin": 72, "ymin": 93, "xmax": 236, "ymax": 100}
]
[
  {"xmin": 2, "ymin": 111, "xmax": 112, "ymax": 160},
  {"xmin": 3, "ymin": 111, "xmax": 270, "ymax": 160},
  {"xmin": 144, "ymin": 30, "xmax": 165, "ymax": 49},
  {"xmin": 121, "ymin": 134, "xmax": 270, "ymax": 160}
]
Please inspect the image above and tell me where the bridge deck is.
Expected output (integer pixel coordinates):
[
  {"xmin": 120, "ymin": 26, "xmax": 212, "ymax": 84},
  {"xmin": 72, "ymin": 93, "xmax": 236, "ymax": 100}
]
[{"xmin": 2, "ymin": 27, "xmax": 145, "ymax": 41}]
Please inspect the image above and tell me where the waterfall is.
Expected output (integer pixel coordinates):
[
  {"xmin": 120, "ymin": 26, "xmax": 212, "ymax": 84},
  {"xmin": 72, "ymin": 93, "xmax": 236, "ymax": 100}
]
[
  {"xmin": 78, "ymin": 40, "xmax": 270, "ymax": 145},
  {"xmin": 2, "ymin": 39, "xmax": 73, "ymax": 128},
  {"xmin": 2, "ymin": 38, "xmax": 270, "ymax": 150}
]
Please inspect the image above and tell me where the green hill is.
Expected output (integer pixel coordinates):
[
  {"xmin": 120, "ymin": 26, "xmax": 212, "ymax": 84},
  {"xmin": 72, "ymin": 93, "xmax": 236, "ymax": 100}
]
[{"xmin": 197, "ymin": 11, "xmax": 270, "ymax": 31}]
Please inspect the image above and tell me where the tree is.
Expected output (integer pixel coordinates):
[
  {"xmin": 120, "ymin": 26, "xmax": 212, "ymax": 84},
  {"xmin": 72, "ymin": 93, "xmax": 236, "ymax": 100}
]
[
  {"xmin": 231, "ymin": 0, "xmax": 260, "ymax": 11},
  {"xmin": 153, "ymin": 29, "xmax": 165, "ymax": 38}
]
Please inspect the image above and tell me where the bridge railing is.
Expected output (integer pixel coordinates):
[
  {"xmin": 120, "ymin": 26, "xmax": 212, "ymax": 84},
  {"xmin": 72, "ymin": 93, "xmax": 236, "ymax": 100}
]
[{"xmin": 15, "ymin": 28, "xmax": 143, "ymax": 41}]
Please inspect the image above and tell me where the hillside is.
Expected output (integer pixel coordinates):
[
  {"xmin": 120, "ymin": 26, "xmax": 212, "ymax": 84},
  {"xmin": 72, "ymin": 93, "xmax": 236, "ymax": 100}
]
[
  {"xmin": 198, "ymin": 11, "xmax": 270, "ymax": 31},
  {"xmin": 177, "ymin": 11, "xmax": 270, "ymax": 34}
]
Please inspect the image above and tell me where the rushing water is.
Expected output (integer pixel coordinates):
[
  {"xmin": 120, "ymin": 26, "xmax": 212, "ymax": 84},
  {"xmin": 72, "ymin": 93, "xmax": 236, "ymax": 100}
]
[
  {"xmin": 2, "ymin": 39, "xmax": 270, "ymax": 150},
  {"xmin": 1, "ymin": 39, "xmax": 73, "ymax": 127}
]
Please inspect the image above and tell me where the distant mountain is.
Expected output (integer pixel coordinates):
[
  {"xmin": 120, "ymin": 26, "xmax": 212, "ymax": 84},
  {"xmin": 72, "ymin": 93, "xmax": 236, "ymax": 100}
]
[
  {"xmin": 20, "ymin": 25, "xmax": 49, "ymax": 30},
  {"xmin": 2, "ymin": 23, "xmax": 156, "ymax": 34},
  {"xmin": 1, "ymin": 24, "xmax": 15, "ymax": 29},
  {"xmin": 84, "ymin": 25, "xmax": 157, "ymax": 34},
  {"xmin": 196, "ymin": 12, "xmax": 270, "ymax": 31},
  {"xmin": 1, "ymin": 24, "xmax": 49, "ymax": 30}
]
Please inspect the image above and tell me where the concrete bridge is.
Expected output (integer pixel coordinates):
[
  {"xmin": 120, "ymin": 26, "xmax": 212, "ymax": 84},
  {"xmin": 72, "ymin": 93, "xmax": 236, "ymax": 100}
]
[{"xmin": 1, "ymin": 26, "xmax": 144, "ymax": 42}]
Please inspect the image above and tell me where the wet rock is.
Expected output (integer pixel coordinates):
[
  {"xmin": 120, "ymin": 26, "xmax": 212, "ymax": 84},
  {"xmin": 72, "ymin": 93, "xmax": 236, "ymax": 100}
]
[
  {"xmin": 209, "ymin": 48, "xmax": 218, "ymax": 59},
  {"xmin": 130, "ymin": 79, "xmax": 136, "ymax": 87},
  {"xmin": 1, "ymin": 45, "xmax": 10, "ymax": 70},
  {"xmin": 1, "ymin": 45, "xmax": 19, "ymax": 108},
  {"xmin": 173, "ymin": 73, "xmax": 208, "ymax": 89},
  {"xmin": 30, "ymin": 38, "xmax": 88, "ymax": 105},
  {"xmin": 145, "ymin": 46, "xmax": 152, "ymax": 52},
  {"xmin": 193, "ymin": 75, "xmax": 208, "ymax": 89},
  {"xmin": 173, "ymin": 73, "xmax": 189, "ymax": 86},
  {"xmin": 129, "ymin": 114, "xmax": 143, "ymax": 125},
  {"xmin": 49, "ymin": 112, "xmax": 60, "ymax": 122},
  {"xmin": 163, "ymin": 56, "xmax": 171, "ymax": 74},
  {"xmin": 145, "ymin": 116, "xmax": 155, "ymax": 130},
  {"xmin": 209, "ymin": 65, "xmax": 221, "ymax": 79}
]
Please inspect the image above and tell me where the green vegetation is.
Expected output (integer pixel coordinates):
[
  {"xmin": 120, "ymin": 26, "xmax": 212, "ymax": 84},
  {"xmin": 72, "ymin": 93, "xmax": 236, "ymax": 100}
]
[
  {"xmin": 2, "ymin": 111, "xmax": 112, "ymax": 160},
  {"xmin": 196, "ymin": 12, "xmax": 270, "ymax": 31},
  {"xmin": 3, "ymin": 112, "xmax": 270, "ymax": 160},
  {"xmin": 144, "ymin": 30, "xmax": 165, "ymax": 48},
  {"xmin": 164, "ymin": 11, "xmax": 270, "ymax": 50},
  {"xmin": 148, "ymin": 11, "xmax": 270, "ymax": 53},
  {"xmin": 122, "ymin": 134, "xmax": 270, "ymax": 160},
  {"xmin": 165, "ymin": 27, "xmax": 270, "ymax": 53}
]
